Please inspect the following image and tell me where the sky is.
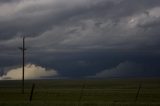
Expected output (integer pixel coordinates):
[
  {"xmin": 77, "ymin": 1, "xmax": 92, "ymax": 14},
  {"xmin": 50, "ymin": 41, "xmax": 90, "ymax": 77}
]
[{"xmin": 0, "ymin": 0, "xmax": 160, "ymax": 79}]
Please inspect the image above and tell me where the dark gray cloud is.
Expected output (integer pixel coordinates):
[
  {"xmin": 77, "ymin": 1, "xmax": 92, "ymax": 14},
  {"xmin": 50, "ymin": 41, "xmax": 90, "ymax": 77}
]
[
  {"xmin": 1, "ymin": 0, "xmax": 160, "ymax": 78},
  {"xmin": 0, "ymin": 0, "xmax": 20, "ymax": 3},
  {"xmin": 90, "ymin": 61, "xmax": 160, "ymax": 78}
]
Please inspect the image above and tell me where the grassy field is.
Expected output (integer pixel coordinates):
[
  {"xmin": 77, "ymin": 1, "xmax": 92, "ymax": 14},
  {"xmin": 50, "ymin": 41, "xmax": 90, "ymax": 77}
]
[{"xmin": 0, "ymin": 78, "xmax": 160, "ymax": 106}]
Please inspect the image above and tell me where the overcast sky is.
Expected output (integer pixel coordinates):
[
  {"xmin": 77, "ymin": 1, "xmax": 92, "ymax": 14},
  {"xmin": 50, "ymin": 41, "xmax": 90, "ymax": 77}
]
[{"xmin": 1, "ymin": 0, "xmax": 160, "ymax": 79}]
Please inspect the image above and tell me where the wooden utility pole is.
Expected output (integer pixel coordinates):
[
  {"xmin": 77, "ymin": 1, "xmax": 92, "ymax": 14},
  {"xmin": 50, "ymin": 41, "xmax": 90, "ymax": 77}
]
[
  {"xmin": 30, "ymin": 83, "xmax": 35, "ymax": 102},
  {"xmin": 19, "ymin": 37, "xmax": 27, "ymax": 94},
  {"xmin": 135, "ymin": 84, "xmax": 142, "ymax": 102},
  {"xmin": 78, "ymin": 81, "xmax": 86, "ymax": 106}
]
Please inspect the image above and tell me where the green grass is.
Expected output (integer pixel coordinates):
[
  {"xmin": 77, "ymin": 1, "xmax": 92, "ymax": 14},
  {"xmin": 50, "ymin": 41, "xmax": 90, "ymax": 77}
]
[{"xmin": 0, "ymin": 78, "xmax": 160, "ymax": 106}]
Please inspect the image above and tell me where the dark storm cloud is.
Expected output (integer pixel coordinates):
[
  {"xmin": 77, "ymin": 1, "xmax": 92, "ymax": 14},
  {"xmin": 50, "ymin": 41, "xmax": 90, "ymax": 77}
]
[
  {"xmin": 21, "ymin": 0, "xmax": 160, "ymax": 54},
  {"xmin": 1, "ymin": 0, "xmax": 160, "ymax": 78},
  {"xmin": 0, "ymin": 0, "xmax": 20, "ymax": 3}
]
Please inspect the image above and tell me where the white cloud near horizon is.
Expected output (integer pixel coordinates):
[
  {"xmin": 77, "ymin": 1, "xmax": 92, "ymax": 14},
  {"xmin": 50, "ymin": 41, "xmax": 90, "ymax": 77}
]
[{"xmin": 0, "ymin": 64, "xmax": 58, "ymax": 80}]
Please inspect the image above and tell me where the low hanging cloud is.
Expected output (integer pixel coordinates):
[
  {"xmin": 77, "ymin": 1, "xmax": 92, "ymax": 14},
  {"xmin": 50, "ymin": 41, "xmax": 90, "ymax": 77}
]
[
  {"xmin": 0, "ymin": 64, "xmax": 58, "ymax": 80},
  {"xmin": 89, "ymin": 61, "xmax": 143, "ymax": 78}
]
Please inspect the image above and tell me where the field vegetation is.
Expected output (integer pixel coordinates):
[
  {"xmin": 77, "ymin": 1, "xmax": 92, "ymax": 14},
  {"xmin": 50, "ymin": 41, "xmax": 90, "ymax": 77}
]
[{"xmin": 0, "ymin": 78, "xmax": 160, "ymax": 106}]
